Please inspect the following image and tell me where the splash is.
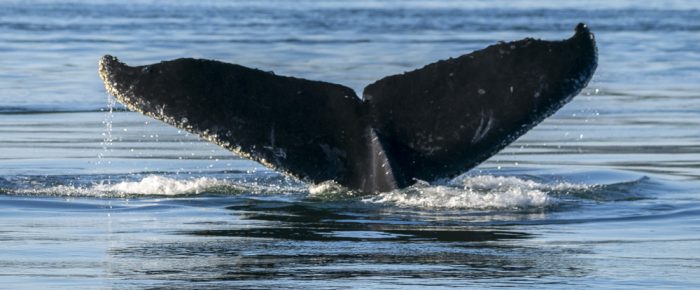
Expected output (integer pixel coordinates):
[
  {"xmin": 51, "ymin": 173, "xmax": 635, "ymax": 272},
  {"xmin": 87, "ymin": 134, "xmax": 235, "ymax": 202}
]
[
  {"xmin": 364, "ymin": 175, "xmax": 590, "ymax": 209},
  {"xmin": 307, "ymin": 181, "xmax": 359, "ymax": 200},
  {"xmin": 7, "ymin": 175, "xmax": 304, "ymax": 198},
  {"xmin": 94, "ymin": 175, "xmax": 231, "ymax": 196},
  {"xmin": 4, "ymin": 174, "xmax": 645, "ymax": 207},
  {"xmin": 11, "ymin": 176, "xmax": 234, "ymax": 197}
]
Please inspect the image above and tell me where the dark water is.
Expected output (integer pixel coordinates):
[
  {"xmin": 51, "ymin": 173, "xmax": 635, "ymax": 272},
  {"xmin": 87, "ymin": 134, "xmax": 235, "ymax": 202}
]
[{"xmin": 1, "ymin": 0, "xmax": 700, "ymax": 288}]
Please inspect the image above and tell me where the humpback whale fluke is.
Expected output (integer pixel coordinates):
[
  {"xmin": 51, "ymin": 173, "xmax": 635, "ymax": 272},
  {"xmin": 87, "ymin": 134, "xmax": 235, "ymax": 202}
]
[{"xmin": 99, "ymin": 23, "xmax": 597, "ymax": 194}]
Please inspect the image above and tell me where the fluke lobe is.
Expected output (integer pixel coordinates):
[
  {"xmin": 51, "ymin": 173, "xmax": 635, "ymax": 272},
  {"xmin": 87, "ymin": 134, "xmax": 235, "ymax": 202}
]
[{"xmin": 99, "ymin": 23, "xmax": 598, "ymax": 194}]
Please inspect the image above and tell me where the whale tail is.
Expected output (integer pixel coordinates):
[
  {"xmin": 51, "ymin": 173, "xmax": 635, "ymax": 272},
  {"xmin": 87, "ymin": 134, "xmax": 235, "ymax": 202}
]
[{"xmin": 99, "ymin": 23, "xmax": 597, "ymax": 193}]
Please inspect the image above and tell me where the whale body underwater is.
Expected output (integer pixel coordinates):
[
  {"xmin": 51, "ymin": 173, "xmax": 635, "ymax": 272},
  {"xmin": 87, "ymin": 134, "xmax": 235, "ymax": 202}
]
[{"xmin": 99, "ymin": 23, "xmax": 598, "ymax": 194}]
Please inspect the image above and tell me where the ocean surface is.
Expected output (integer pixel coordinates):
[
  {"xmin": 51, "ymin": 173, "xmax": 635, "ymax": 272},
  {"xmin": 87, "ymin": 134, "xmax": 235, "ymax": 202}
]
[{"xmin": 1, "ymin": 0, "xmax": 699, "ymax": 288}]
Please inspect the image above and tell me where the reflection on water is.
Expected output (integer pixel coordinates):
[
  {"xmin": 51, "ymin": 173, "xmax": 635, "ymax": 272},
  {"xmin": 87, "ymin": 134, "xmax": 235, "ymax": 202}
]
[{"xmin": 106, "ymin": 197, "xmax": 590, "ymax": 288}]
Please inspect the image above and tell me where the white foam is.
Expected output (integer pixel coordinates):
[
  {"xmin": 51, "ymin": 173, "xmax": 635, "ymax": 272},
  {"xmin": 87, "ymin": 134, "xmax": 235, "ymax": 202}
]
[
  {"xmin": 14, "ymin": 175, "xmax": 256, "ymax": 197},
  {"xmin": 364, "ymin": 175, "xmax": 588, "ymax": 209},
  {"xmin": 10, "ymin": 174, "xmax": 590, "ymax": 206},
  {"xmin": 94, "ymin": 175, "xmax": 231, "ymax": 196},
  {"xmin": 307, "ymin": 180, "xmax": 358, "ymax": 200}
]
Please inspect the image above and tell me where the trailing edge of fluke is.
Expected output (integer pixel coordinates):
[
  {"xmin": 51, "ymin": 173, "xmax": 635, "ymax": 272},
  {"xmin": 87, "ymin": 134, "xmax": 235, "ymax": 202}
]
[{"xmin": 99, "ymin": 23, "xmax": 598, "ymax": 194}]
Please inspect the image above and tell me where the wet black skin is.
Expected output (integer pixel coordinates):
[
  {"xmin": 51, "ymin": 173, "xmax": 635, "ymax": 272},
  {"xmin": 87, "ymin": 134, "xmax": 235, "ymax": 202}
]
[{"xmin": 99, "ymin": 23, "xmax": 597, "ymax": 194}]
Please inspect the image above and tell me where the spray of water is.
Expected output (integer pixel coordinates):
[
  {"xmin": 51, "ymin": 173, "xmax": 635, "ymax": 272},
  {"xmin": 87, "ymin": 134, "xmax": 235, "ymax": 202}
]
[{"xmin": 97, "ymin": 94, "xmax": 117, "ymax": 183}]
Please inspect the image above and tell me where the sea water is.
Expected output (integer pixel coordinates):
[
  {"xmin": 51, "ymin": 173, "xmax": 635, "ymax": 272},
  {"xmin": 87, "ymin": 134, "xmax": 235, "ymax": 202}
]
[{"xmin": 1, "ymin": 0, "xmax": 699, "ymax": 288}]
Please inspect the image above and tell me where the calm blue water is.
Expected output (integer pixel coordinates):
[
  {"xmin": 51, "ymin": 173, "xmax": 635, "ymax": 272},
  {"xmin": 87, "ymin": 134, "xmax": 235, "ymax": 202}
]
[{"xmin": 1, "ymin": 0, "xmax": 700, "ymax": 288}]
